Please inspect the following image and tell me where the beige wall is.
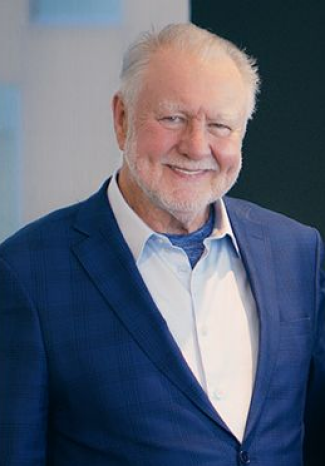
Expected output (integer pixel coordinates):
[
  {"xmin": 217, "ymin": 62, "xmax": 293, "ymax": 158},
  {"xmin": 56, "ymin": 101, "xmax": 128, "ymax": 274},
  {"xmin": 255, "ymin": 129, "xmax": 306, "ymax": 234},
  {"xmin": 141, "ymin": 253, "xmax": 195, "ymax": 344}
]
[{"xmin": 0, "ymin": 0, "xmax": 189, "ymax": 225}]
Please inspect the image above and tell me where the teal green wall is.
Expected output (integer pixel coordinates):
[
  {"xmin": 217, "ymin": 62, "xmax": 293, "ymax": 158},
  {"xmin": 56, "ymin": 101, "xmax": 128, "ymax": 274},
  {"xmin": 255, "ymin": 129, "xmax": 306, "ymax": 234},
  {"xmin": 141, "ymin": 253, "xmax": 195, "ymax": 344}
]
[{"xmin": 191, "ymin": 1, "xmax": 325, "ymax": 237}]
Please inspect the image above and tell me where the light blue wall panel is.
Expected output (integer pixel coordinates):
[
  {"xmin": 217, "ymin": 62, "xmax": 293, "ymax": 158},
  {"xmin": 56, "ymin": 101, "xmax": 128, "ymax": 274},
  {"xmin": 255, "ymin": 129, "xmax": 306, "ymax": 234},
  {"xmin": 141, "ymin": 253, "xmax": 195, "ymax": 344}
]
[
  {"xmin": 30, "ymin": 0, "xmax": 122, "ymax": 26},
  {"xmin": 0, "ymin": 86, "xmax": 21, "ymax": 242}
]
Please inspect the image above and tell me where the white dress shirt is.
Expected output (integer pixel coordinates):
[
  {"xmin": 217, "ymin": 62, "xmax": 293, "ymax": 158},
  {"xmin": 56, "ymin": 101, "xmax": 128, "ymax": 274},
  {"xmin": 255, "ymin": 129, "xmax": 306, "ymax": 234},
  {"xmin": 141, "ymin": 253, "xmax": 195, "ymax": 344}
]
[{"xmin": 107, "ymin": 173, "xmax": 259, "ymax": 441}]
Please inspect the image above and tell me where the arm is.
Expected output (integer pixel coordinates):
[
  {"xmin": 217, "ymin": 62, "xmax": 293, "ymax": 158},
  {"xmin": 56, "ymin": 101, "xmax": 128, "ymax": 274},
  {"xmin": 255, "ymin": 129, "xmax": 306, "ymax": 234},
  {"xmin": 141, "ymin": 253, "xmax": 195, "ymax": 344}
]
[
  {"xmin": 0, "ymin": 256, "xmax": 48, "ymax": 465},
  {"xmin": 303, "ymin": 231, "xmax": 325, "ymax": 465}
]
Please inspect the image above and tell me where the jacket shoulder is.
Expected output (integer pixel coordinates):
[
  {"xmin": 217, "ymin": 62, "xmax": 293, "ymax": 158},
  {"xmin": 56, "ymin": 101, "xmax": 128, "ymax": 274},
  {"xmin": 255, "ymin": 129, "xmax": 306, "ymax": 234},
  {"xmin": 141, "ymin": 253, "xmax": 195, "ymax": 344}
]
[
  {"xmin": 0, "ymin": 201, "xmax": 80, "ymax": 255},
  {"xmin": 225, "ymin": 196, "xmax": 319, "ymax": 236},
  {"xmin": 0, "ymin": 180, "xmax": 111, "ymax": 258}
]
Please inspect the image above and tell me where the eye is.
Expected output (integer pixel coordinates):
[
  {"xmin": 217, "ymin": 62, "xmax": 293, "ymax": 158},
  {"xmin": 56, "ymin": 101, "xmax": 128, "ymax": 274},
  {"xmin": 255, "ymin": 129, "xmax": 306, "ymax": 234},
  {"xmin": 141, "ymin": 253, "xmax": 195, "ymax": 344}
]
[
  {"xmin": 164, "ymin": 116, "xmax": 181, "ymax": 122},
  {"xmin": 159, "ymin": 115, "xmax": 185, "ymax": 127},
  {"xmin": 209, "ymin": 122, "xmax": 232, "ymax": 137}
]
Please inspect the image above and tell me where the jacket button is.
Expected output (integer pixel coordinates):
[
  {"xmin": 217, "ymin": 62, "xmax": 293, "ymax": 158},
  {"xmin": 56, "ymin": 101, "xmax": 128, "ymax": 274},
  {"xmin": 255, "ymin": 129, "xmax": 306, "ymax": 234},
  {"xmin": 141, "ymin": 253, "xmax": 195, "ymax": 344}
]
[{"xmin": 238, "ymin": 450, "xmax": 251, "ymax": 464}]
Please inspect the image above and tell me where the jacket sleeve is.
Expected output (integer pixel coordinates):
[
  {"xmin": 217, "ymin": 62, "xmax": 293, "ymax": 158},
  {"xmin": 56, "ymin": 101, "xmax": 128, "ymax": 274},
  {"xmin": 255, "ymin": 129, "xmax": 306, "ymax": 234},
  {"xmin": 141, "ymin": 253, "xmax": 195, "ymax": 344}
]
[
  {"xmin": 303, "ymin": 230, "xmax": 325, "ymax": 465},
  {"xmin": 0, "ymin": 256, "xmax": 48, "ymax": 466}
]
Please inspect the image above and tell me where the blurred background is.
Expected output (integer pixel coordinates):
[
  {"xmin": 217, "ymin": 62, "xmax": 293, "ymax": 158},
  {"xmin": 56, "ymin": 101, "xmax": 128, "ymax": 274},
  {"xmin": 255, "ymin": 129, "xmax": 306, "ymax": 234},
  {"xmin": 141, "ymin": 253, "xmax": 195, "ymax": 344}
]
[
  {"xmin": 1, "ymin": 0, "xmax": 324, "ymax": 242},
  {"xmin": 192, "ymin": 0, "xmax": 325, "ymax": 239},
  {"xmin": 0, "ymin": 0, "xmax": 189, "ymax": 241}
]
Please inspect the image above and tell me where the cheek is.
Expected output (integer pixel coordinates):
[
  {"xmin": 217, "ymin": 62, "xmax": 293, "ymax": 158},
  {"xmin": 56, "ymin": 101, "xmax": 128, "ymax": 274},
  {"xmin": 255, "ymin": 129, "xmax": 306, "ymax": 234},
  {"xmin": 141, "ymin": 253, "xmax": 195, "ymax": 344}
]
[
  {"xmin": 134, "ymin": 124, "xmax": 177, "ymax": 162},
  {"xmin": 213, "ymin": 140, "xmax": 242, "ymax": 171}
]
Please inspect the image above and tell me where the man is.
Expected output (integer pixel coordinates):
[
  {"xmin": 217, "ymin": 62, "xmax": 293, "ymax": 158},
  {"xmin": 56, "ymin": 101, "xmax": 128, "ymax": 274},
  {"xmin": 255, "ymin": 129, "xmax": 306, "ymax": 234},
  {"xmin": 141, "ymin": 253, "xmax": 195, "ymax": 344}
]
[{"xmin": 0, "ymin": 23, "xmax": 324, "ymax": 465}]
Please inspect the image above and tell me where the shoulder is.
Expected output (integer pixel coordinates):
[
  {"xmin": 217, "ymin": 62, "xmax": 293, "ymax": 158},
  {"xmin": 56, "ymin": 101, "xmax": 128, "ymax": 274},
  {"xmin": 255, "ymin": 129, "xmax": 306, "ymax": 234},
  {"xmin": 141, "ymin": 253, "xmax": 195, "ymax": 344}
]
[
  {"xmin": 1, "ymin": 201, "xmax": 80, "ymax": 252},
  {"xmin": 0, "ymin": 180, "xmax": 111, "ymax": 265},
  {"xmin": 225, "ymin": 196, "xmax": 320, "ymax": 238},
  {"xmin": 224, "ymin": 196, "xmax": 324, "ymax": 265},
  {"xmin": 224, "ymin": 197, "xmax": 325, "ymax": 292},
  {"xmin": 0, "ymin": 204, "xmax": 81, "ymax": 283}
]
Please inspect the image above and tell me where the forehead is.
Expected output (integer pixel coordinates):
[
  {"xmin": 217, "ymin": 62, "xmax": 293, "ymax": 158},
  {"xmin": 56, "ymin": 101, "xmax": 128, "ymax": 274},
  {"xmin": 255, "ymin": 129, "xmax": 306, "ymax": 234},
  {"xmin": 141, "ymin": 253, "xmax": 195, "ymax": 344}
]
[{"xmin": 138, "ymin": 48, "xmax": 248, "ymax": 117}]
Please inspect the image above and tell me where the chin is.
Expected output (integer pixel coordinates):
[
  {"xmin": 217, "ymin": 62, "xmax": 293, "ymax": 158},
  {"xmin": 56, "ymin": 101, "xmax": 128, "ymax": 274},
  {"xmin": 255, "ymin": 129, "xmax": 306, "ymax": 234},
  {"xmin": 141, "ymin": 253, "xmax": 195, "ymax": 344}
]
[{"xmin": 154, "ymin": 192, "xmax": 214, "ymax": 217}]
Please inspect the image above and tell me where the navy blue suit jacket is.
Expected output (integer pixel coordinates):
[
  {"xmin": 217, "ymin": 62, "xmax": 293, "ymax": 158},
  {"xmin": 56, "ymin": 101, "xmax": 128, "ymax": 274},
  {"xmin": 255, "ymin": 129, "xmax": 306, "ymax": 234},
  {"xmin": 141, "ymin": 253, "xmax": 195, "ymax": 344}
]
[{"xmin": 0, "ymin": 180, "xmax": 324, "ymax": 465}]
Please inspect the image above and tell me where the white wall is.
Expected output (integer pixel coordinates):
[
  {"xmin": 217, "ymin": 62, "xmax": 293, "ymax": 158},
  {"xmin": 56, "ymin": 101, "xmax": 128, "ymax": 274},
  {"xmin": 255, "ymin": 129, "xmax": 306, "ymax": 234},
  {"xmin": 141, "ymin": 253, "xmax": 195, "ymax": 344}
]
[{"xmin": 0, "ymin": 0, "xmax": 189, "ymax": 226}]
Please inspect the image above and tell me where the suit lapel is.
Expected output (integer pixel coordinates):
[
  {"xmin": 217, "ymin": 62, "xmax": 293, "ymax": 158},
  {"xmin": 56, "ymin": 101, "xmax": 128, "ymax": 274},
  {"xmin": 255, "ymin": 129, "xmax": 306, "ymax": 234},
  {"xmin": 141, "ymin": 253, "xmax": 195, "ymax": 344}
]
[
  {"xmin": 225, "ymin": 198, "xmax": 281, "ymax": 442},
  {"xmin": 71, "ymin": 182, "xmax": 230, "ymax": 432}
]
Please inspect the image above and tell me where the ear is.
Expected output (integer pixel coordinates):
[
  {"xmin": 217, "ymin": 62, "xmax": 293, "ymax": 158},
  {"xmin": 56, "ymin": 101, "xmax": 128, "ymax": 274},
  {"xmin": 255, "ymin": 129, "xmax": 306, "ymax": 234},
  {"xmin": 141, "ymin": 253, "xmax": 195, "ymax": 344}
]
[{"xmin": 112, "ymin": 93, "xmax": 128, "ymax": 151}]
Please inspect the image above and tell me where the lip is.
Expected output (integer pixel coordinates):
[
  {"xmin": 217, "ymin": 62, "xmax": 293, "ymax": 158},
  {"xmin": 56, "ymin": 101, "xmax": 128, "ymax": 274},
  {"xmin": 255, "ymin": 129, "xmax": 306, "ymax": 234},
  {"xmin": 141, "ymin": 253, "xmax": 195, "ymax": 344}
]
[{"xmin": 167, "ymin": 165, "xmax": 212, "ymax": 179}]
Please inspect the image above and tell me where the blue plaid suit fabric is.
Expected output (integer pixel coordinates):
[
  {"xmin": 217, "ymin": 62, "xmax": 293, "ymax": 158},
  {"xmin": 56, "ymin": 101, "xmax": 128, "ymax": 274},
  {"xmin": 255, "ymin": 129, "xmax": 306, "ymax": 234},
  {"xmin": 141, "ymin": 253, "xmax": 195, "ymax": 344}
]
[{"xmin": 0, "ymin": 180, "xmax": 324, "ymax": 465}]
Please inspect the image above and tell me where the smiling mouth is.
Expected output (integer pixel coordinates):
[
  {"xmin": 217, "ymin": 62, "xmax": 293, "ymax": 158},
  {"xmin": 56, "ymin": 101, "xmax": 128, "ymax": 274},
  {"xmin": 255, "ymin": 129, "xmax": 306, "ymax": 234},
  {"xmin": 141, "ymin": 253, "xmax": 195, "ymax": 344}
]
[{"xmin": 168, "ymin": 166, "xmax": 212, "ymax": 176}]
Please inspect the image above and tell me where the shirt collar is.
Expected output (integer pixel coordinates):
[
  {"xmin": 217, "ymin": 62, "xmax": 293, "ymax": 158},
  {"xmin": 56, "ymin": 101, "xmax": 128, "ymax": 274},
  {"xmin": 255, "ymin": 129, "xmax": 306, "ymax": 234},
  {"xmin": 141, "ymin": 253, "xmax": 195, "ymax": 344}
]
[
  {"xmin": 107, "ymin": 171, "xmax": 240, "ymax": 262},
  {"xmin": 107, "ymin": 172, "xmax": 154, "ymax": 261},
  {"xmin": 211, "ymin": 198, "xmax": 240, "ymax": 254}
]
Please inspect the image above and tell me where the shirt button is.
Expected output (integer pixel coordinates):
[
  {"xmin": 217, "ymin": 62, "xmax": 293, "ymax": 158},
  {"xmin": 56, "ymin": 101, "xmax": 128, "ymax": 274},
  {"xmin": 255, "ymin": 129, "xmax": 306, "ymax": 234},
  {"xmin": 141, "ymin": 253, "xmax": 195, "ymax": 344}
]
[
  {"xmin": 238, "ymin": 450, "xmax": 250, "ymax": 465},
  {"xmin": 177, "ymin": 265, "xmax": 188, "ymax": 274}
]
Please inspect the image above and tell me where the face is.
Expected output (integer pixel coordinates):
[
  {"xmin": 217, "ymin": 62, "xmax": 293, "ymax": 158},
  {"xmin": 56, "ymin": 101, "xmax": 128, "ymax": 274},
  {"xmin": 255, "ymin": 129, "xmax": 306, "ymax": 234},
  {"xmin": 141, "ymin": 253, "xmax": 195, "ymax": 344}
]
[{"xmin": 113, "ymin": 48, "xmax": 249, "ymax": 232}]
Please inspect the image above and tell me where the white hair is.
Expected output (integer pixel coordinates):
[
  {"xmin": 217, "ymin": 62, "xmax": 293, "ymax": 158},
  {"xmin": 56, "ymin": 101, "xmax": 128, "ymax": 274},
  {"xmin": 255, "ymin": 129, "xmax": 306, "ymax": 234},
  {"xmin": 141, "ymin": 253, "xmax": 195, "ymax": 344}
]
[{"xmin": 119, "ymin": 23, "xmax": 261, "ymax": 120}]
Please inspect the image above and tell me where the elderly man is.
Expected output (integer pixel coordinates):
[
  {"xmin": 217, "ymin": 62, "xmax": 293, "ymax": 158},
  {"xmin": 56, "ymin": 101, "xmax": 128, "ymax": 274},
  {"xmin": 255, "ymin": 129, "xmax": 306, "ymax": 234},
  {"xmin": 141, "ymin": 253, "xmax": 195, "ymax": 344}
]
[{"xmin": 0, "ymin": 23, "xmax": 324, "ymax": 466}]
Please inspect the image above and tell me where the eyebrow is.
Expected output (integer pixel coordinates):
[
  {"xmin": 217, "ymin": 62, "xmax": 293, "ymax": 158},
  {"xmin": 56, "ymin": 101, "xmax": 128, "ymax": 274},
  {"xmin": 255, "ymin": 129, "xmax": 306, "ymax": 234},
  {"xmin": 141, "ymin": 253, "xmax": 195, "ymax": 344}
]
[
  {"xmin": 156, "ymin": 101, "xmax": 243, "ymax": 125},
  {"xmin": 157, "ymin": 101, "xmax": 184, "ymax": 113}
]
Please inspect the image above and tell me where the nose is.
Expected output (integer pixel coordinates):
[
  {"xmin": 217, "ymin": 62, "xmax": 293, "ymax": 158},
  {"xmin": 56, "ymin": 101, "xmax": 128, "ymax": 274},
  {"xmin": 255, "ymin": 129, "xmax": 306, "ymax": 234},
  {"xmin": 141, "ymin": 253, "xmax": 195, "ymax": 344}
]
[{"xmin": 177, "ymin": 121, "xmax": 211, "ymax": 160}]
